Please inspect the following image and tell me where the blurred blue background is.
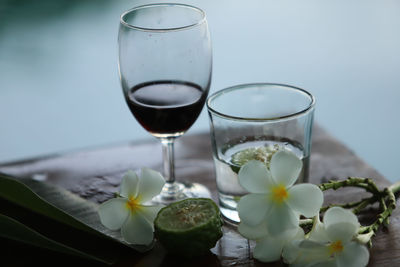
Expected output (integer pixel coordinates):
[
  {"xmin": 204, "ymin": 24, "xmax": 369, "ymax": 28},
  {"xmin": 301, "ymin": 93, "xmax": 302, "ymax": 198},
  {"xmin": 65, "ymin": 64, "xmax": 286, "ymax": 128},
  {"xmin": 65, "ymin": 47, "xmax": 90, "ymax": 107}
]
[{"xmin": 1, "ymin": 0, "xmax": 399, "ymax": 182}]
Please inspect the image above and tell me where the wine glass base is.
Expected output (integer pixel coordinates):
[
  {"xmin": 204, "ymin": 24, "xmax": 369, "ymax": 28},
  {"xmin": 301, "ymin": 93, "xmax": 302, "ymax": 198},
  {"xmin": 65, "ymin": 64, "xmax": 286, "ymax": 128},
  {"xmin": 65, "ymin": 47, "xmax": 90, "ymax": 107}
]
[{"xmin": 152, "ymin": 182, "xmax": 211, "ymax": 205}]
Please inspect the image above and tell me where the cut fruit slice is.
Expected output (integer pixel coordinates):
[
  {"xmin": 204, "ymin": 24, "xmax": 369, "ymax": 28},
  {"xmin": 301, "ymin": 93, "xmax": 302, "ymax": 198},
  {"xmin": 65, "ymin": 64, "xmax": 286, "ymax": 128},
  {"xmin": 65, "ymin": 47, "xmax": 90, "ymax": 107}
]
[
  {"xmin": 230, "ymin": 145, "xmax": 279, "ymax": 173},
  {"xmin": 154, "ymin": 198, "xmax": 223, "ymax": 257}
]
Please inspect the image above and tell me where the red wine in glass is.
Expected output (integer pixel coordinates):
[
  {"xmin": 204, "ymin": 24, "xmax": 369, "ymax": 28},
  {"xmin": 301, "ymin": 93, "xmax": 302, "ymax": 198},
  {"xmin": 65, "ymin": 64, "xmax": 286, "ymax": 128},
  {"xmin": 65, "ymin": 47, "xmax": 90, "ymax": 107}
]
[{"xmin": 126, "ymin": 80, "xmax": 207, "ymax": 137}]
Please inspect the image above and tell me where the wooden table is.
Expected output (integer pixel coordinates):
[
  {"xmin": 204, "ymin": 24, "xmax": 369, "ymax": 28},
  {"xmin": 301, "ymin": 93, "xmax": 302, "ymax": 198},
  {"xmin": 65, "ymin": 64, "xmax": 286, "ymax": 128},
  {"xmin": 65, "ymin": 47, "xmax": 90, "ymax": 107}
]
[{"xmin": 1, "ymin": 126, "xmax": 399, "ymax": 266}]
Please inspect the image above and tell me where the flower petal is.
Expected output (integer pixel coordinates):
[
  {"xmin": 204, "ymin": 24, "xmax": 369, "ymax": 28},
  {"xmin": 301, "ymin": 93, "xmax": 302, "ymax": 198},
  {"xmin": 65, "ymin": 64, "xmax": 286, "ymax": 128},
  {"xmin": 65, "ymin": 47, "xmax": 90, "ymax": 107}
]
[
  {"xmin": 270, "ymin": 150, "xmax": 302, "ymax": 187},
  {"xmin": 137, "ymin": 168, "xmax": 165, "ymax": 203},
  {"xmin": 120, "ymin": 170, "xmax": 139, "ymax": 199},
  {"xmin": 287, "ymin": 184, "xmax": 323, "ymax": 217},
  {"xmin": 237, "ymin": 193, "xmax": 271, "ymax": 226},
  {"xmin": 337, "ymin": 241, "xmax": 369, "ymax": 267},
  {"xmin": 292, "ymin": 261, "xmax": 337, "ymax": 267},
  {"xmin": 290, "ymin": 240, "xmax": 332, "ymax": 265},
  {"xmin": 238, "ymin": 220, "xmax": 269, "ymax": 240},
  {"xmin": 308, "ymin": 260, "xmax": 337, "ymax": 267},
  {"xmin": 238, "ymin": 160, "xmax": 274, "ymax": 193},
  {"xmin": 308, "ymin": 215, "xmax": 330, "ymax": 243},
  {"xmin": 324, "ymin": 207, "xmax": 359, "ymax": 243},
  {"xmin": 138, "ymin": 205, "xmax": 164, "ymax": 230},
  {"xmin": 121, "ymin": 212, "xmax": 154, "ymax": 245},
  {"xmin": 326, "ymin": 222, "xmax": 359, "ymax": 244},
  {"xmin": 324, "ymin": 207, "xmax": 359, "ymax": 227},
  {"xmin": 281, "ymin": 227, "xmax": 305, "ymax": 264},
  {"xmin": 98, "ymin": 198, "xmax": 129, "ymax": 230},
  {"xmin": 266, "ymin": 202, "xmax": 299, "ymax": 238},
  {"xmin": 253, "ymin": 235, "xmax": 285, "ymax": 263}
]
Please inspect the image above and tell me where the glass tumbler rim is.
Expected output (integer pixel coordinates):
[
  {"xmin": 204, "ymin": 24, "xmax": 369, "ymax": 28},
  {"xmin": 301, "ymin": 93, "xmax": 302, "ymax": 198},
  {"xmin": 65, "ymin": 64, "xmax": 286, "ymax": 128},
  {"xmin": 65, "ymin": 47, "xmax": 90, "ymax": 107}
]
[
  {"xmin": 206, "ymin": 83, "xmax": 316, "ymax": 122},
  {"xmin": 120, "ymin": 3, "xmax": 206, "ymax": 32}
]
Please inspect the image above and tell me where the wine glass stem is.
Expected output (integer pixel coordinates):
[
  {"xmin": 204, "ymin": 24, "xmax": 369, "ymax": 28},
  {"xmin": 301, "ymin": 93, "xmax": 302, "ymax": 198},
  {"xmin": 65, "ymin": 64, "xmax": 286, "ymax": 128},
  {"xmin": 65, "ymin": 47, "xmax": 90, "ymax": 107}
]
[{"xmin": 161, "ymin": 137, "xmax": 176, "ymax": 185}]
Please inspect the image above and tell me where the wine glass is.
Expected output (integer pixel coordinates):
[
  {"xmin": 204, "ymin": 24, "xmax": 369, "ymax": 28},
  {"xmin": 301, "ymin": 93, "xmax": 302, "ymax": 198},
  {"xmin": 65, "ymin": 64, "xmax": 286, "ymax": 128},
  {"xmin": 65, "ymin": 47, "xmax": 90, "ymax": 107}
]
[{"xmin": 118, "ymin": 4, "xmax": 212, "ymax": 203}]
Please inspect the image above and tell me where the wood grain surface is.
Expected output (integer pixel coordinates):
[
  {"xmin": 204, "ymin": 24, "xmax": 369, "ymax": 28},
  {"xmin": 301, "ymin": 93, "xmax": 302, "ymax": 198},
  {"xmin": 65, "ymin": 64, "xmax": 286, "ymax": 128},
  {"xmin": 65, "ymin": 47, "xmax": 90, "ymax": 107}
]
[{"xmin": 1, "ymin": 125, "xmax": 398, "ymax": 266}]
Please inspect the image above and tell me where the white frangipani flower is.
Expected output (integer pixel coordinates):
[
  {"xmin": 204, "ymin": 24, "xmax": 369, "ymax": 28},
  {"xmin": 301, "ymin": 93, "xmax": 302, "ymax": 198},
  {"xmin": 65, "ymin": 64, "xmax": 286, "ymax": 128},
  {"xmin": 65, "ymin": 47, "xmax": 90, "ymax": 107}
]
[
  {"xmin": 237, "ymin": 150, "xmax": 323, "ymax": 237},
  {"xmin": 98, "ymin": 169, "xmax": 165, "ymax": 245},
  {"xmin": 239, "ymin": 220, "xmax": 305, "ymax": 262},
  {"xmin": 283, "ymin": 207, "xmax": 369, "ymax": 267}
]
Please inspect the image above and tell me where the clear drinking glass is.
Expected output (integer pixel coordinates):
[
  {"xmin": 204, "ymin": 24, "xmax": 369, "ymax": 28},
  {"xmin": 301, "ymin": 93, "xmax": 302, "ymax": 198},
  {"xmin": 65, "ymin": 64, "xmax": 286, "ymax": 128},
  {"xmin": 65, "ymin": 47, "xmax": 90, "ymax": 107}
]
[
  {"xmin": 207, "ymin": 83, "xmax": 315, "ymax": 223},
  {"xmin": 118, "ymin": 4, "xmax": 212, "ymax": 203}
]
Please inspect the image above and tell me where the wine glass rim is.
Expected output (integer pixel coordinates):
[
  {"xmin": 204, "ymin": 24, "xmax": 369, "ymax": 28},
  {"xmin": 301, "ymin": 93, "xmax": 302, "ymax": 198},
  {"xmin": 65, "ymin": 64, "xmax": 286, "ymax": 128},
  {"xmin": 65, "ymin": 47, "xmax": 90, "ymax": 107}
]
[
  {"xmin": 120, "ymin": 3, "xmax": 206, "ymax": 32},
  {"xmin": 206, "ymin": 83, "xmax": 316, "ymax": 122}
]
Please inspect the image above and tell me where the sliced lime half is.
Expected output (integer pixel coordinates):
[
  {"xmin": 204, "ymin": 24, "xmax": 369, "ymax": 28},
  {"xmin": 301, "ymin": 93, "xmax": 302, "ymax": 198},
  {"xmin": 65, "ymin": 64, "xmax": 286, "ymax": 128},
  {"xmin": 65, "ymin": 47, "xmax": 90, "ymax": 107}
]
[
  {"xmin": 230, "ymin": 145, "xmax": 279, "ymax": 173},
  {"xmin": 154, "ymin": 198, "xmax": 223, "ymax": 257}
]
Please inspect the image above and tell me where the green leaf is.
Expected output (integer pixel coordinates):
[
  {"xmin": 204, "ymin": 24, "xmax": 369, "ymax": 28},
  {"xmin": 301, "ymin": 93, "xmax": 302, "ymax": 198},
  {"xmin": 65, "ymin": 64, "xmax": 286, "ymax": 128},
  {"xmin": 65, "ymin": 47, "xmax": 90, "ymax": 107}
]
[
  {"xmin": 0, "ymin": 172, "xmax": 148, "ymax": 264},
  {"xmin": 0, "ymin": 213, "xmax": 109, "ymax": 264},
  {"xmin": 0, "ymin": 173, "xmax": 107, "ymax": 239}
]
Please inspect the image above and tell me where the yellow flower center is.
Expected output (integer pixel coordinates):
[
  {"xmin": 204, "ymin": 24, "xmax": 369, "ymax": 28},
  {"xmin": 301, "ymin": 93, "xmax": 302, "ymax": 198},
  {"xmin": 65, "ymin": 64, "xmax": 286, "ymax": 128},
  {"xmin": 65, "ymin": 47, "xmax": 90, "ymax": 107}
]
[
  {"xmin": 271, "ymin": 185, "xmax": 289, "ymax": 203},
  {"xmin": 126, "ymin": 196, "xmax": 141, "ymax": 212},
  {"xmin": 328, "ymin": 240, "xmax": 344, "ymax": 256}
]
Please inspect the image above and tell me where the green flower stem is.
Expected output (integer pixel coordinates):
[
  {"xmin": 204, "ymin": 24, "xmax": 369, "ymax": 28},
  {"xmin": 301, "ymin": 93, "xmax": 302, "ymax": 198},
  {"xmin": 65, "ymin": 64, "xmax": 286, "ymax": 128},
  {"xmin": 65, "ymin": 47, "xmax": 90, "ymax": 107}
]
[
  {"xmin": 319, "ymin": 196, "xmax": 376, "ymax": 214},
  {"xmin": 318, "ymin": 178, "xmax": 382, "ymax": 215},
  {"xmin": 389, "ymin": 181, "xmax": 400, "ymax": 195},
  {"xmin": 310, "ymin": 177, "xmax": 400, "ymax": 247},
  {"xmin": 359, "ymin": 188, "xmax": 396, "ymax": 233},
  {"xmin": 299, "ymin": 218, "xmax": 313, "ymax": 227},
  {"xmin": 352, "ymin": 196, "xmax": 379, "ymax": 214},
  {"xmin": 298, "ymin": 178, "xmax": 399, "ymax": 248},
  {"xmin": 319, "ymin": 177, "xmax": 380, "ymax": 195}
]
